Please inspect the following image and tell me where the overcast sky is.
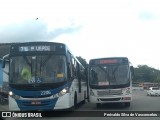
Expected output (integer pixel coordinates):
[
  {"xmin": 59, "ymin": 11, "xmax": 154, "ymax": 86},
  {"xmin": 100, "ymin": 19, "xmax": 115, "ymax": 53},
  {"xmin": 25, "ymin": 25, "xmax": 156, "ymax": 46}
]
[{"xmin": 0, "ymin": 0, "xmax": 160, "ymax": 69}]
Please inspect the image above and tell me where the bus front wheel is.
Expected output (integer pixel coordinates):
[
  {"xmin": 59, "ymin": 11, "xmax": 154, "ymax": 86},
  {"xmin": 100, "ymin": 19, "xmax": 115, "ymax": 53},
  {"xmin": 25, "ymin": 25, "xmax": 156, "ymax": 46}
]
[{"xmin": 70, "ymin": 93, "xmax": 77, "ymax": 111}]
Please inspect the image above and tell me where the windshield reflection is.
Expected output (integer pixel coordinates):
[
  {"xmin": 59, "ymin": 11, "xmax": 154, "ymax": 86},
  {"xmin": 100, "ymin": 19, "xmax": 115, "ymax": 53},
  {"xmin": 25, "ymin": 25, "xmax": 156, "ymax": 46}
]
[
  {"xmin": 90, "ymin": 64, "xmax": 129, "ymax": 86},
  {"xmin": 10, "ymin": 55, "xmax": 66, "ymax": 84}
]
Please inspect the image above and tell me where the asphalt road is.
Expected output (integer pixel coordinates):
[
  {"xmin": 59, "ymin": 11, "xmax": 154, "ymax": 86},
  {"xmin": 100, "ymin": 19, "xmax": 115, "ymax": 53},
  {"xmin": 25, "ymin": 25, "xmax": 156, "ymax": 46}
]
[{"xmin": 1, "ymin": 89, "xmax": 160, "ymax": 120}]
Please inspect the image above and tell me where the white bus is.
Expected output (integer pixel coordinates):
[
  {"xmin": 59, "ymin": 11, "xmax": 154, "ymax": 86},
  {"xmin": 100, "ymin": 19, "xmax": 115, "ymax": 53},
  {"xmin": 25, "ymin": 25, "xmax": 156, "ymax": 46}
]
[
  {"xmin": 88, "ymin": 57, "xmax": 134, "ymax": 107},
  {"xmin": 2, "ymin": 42, "xmax": 88, "ymax": 111}
]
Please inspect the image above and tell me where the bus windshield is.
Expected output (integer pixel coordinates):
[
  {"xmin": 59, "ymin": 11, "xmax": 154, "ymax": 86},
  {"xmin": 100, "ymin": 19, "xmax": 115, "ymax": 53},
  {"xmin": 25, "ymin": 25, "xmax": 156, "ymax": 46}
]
[
  {"xmin": 90, "ymin": 64, "xmax": 130, "ymax": 86},
  {"xmin": 10, "ymin": 55, "xmax": 67, "ymax": 85}
]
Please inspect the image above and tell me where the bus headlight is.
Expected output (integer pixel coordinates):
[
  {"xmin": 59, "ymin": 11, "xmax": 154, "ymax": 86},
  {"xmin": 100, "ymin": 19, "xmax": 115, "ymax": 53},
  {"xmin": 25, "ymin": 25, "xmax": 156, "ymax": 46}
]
[
  {"xmin": 53, "ymin": 88, "xmax": 68, "ymax": 98},
  {"xmin": 9, "ymin": 91, "xmax": 20, "ymax": 100},
  {"xmin": 59, "ymin": 88, "xmax": 68, "ymax": 96},
  {"xmin": 9, "ymin": 91, "xmax": 13, "ymax": 96}
]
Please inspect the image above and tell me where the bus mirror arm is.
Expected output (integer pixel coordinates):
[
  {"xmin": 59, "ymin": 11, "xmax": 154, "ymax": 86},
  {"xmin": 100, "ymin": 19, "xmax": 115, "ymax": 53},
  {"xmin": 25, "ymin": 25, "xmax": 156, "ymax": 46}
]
[
  {"xmin": 2, "ymin": 60, "xmax": 5, "ymax": 68},
  {"xmin": 2, "ymin": 54, "xmax": 9, "ymax": 68}
]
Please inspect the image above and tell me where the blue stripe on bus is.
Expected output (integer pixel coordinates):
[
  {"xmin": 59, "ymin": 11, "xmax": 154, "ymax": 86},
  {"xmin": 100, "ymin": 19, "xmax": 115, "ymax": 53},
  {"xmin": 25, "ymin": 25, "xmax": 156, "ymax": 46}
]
[
  {"xmin": 11, "ymin": 82, "xmax": 70, "ymax": 97},
  {"xmin": 11, "ymin": 82, "xmax": 71, "ymax": 111}
]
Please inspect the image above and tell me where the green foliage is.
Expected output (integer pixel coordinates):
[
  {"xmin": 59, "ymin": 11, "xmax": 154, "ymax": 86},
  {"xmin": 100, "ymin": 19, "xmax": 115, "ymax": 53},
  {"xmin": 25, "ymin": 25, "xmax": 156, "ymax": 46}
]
[
  {"xmin": 76, "ymin": 56, "xmax": 88, "ymax": 78},
  {"xmin": 133, "ymin": 65, "xmax": 160, "ymax": 83},
  {"xmin": 76, "ymin": 56, "xmax": 88, "ymax": 67},
  {"xmin": 154, "ymin": 74, "xmax": 160, "ymax": 83}
]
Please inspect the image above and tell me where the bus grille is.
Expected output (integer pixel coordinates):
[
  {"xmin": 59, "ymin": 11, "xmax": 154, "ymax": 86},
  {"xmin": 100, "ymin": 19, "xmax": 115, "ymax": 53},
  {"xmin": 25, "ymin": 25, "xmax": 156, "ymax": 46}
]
[
  {"xmin": 21, "ymin": 95, "xmax": 52, "ymax": 98},
  {"xmin": 99, "ymin": 98, "xmax": 121, "ymax": 101},
  {"xmin": 97, "ymin": 89, "xmax": 122, "ymax": 96}
]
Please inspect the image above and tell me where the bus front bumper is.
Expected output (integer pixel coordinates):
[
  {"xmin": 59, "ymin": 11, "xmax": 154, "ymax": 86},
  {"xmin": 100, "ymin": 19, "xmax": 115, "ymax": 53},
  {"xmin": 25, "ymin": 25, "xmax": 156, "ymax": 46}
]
[{"xmin": 90, "ymin": 95, "xmax": 132, "ymax": 103}]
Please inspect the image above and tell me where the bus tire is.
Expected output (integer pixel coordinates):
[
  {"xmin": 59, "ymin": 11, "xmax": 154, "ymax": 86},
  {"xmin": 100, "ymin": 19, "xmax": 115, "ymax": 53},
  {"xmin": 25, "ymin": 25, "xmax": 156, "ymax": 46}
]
[
  {"xmin": 124, "ymin": 102, "xmax": 130, "ymax": 107},
  {"xmin": 74, "ymin": 93, "xmax": 78, "ymax": 109},
  {"xmin": 96, "ymin": 103, "xmax": 101, "ymax": 108},
  {"xmin": 70, "ymin": 93, "xmax": 77, "ymax": 111}
]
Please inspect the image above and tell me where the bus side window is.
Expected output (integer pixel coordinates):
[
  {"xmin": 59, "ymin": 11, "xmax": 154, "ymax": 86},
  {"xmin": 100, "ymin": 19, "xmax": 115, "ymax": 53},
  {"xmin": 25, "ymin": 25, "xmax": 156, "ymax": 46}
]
[
  {"xmin": 67, "ymin": 52, "xmax": 72, "ymax": 78},
  {"xmin": 71, "ymin": 57, "xmax": 77, "ymax": 78},
  {"xmin": 74, "ymin": 61, "xmax": 78, "ymax": 77},
  {"xmin": 80, "ymin": 71, "xmax": 85, "ymax": 81},
  {"xmin": 77, "ymin": 63, "xmax": 81, "ymax": 80}
]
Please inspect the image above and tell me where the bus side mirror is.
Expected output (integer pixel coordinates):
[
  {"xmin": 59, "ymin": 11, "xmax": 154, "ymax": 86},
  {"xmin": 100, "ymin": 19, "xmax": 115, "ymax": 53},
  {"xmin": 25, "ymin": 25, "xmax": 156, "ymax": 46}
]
[
  {"xmin": 2, "ymin": 59, "xmax": 6, "ymax": 68},
  {"xmin": 67, "ymin": 63, "xmax": 71, "ymax": 78},
  {"xmin": 2, "ymin": 59, "xmax": 9, "ymax": 76},
  {"xmin": 2, "ymin": 54, "xmax": 9, "ymax": 68}
]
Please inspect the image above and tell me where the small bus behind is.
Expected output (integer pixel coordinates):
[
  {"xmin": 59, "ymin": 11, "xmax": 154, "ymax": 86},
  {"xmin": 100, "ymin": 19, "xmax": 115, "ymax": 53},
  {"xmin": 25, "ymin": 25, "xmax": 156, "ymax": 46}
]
[{"xmin": 88, "ymin": 57, "xmax": 134, "ymax": 107}]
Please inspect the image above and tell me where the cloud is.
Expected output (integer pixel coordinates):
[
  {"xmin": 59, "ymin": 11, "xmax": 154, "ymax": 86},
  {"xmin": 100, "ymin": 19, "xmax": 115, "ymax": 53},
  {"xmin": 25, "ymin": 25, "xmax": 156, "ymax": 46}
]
[{"xmin": 0, "ymin": 19, "xmax": 81, "ymax": 43}]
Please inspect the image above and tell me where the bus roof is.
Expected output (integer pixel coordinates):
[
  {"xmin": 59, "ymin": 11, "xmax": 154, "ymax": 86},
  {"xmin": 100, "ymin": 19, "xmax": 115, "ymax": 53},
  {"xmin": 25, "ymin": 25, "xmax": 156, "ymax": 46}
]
[
  {"xmin": 89, "ymin": 57, "xmax": 128, "ymax": 61},
  {"xmin": 10, "ymin": 41, "xmax": 66, "ymax": 47},
  {"xmin": 89, "ymin": 57, "xmax": 129, "ymax": 62}
]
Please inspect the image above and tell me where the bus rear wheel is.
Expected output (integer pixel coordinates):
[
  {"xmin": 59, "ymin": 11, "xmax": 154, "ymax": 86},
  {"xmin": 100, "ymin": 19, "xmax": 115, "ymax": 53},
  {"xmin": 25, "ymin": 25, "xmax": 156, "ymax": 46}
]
[
  {"xmin": 124, "ymin": 102, "xmax": 130, "ymax": 107},
  {"xmin": 74, "ymin": 93, "xmax": 78, "ymax": 109},
  {"xmin": 96, "ymin": 103, "xmax": 101, "ymax": 108}
]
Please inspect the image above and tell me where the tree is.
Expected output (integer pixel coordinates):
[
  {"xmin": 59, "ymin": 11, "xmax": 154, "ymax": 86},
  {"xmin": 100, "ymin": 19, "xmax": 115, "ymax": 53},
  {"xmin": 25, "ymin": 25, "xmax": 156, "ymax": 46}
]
[
  {"xmin": 76, "ymin": 56, "xmax": 88, "ymax": 68},
  {"xmin": 76, "ymin": 56, "xmax": 88, "ymax": 78},
  {"xmin": 154, "ymin": 73, "xmax": 160, "ymax": 84},
  {"xmin": 133, "ymin": 65, "xmax": 160, "ymax": 83}
]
